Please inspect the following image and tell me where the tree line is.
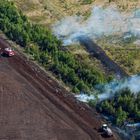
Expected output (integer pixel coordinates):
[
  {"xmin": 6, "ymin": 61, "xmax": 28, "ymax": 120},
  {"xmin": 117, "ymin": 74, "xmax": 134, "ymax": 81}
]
[{"xmin": 0, "ymin": 0, "xmax": 108, "ymax": 93}]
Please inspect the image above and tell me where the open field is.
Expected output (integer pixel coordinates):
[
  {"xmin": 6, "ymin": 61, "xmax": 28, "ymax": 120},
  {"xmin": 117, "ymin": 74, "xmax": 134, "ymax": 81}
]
[{"xmin": 12, "ymin": 0, "xmax": 140, "ymax": 25}]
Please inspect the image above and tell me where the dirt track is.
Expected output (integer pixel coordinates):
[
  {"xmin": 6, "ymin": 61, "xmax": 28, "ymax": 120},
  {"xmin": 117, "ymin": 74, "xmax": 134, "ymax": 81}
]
[{"xmin": 0, "ymin": 37, "xmax": 119, "ymax": 140}]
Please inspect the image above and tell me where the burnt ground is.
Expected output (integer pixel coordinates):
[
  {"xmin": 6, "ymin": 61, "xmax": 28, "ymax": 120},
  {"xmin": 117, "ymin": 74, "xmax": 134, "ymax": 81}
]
[
  {"xmin": 79, "ymin": 36, "xmax": 129, "ymax": 78},
  {"xmin": 0, "ymin": 37, "xmax": 119, "ymax": 140}
]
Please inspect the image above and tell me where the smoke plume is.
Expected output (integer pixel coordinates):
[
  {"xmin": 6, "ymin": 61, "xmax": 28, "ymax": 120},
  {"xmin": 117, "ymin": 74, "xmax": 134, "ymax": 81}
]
[
  {"xmin": 52, "ymin": 5, "xmax": 140, "ymax": 101},
  {"xmin": 76, "ymin": 75, "xmax": 140, "ymax": 102},
  {"xmin": 52, "ymin": 5, "xmax": 140, "ymax": 45}
]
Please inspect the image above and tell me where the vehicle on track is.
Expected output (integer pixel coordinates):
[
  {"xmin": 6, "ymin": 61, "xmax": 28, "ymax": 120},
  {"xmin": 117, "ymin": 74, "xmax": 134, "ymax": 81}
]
[
  {"xmin": 0, "ymin": 47, "xmax": 15, "ymax": 57},
  {"xmin": 101, "ymin": 124, "xmax": 113, "ymax": 137}
]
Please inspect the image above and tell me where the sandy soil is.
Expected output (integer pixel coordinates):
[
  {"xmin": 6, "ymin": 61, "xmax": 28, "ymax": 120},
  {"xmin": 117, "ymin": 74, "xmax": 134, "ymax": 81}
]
[{"xmin": 0, "ymin": 37, "xmax": 118, "ymax": 140}]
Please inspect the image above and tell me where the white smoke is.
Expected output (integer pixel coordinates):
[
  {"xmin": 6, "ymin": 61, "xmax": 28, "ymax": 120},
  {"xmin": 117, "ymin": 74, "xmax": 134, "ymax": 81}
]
[
  {"xmin": 75, "ymin": 92, "xmax": 112, "ymax": 102},
  {"xmin": 52, "ymin": 5, "xmax": 140, "ymax": 45},
  {"xmin": 126, "ymin": 123, "xmax": 140, "ymax": 127},
  {"xmin": 75, "ymin": 93, "xmax": 95, "ymax": 102},
  {"xmin": 76, "ymin": 75, "xmax": 140, "ymax": 102},
  {"xmin": 102, "ymin": 75, "xmax": 140, "ymax": 95},
  {"xmin": 52, "ymin": 5, "xmax": 140, "ymax": 101}
]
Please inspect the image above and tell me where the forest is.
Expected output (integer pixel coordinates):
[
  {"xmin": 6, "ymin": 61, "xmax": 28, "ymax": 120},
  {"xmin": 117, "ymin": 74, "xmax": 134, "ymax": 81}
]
[
  {"xmin": 95, "ymin": 88, "xmax": 140, "ymax": 126},
  {"xmin": 0, "ymin": 0, "xmax": 107, "ymax": 93}
]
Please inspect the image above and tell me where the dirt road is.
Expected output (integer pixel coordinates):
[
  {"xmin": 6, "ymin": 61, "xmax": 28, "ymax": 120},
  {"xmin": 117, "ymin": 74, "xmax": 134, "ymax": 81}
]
[{"xmin": 0, "ymin": 37, "xmax": 119, "ymax": 140}]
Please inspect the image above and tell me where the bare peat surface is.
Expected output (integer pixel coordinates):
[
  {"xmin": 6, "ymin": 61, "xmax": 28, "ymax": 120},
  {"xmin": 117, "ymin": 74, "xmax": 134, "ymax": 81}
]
[{"xmin": 0, "ymin": 37, "xmax": 119, "ymax": 140}]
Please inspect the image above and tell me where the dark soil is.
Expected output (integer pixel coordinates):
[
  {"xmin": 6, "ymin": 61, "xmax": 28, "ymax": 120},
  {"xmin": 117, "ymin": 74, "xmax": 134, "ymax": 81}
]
[{"xmin": 0, "ymin": 37, "xmax": 119, "ymax": 140}]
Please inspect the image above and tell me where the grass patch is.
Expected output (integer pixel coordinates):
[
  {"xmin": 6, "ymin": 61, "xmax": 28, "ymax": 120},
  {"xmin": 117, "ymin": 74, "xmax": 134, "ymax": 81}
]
[{"xmin": 97, "ymin": 36, "xmax": 140, "ymax": 75}]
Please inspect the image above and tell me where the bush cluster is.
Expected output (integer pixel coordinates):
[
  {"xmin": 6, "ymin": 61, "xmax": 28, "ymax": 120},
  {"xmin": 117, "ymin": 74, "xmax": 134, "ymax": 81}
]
[{"xmin": 96, "ymin": 88, "xmax": 140, "ymax": 125}]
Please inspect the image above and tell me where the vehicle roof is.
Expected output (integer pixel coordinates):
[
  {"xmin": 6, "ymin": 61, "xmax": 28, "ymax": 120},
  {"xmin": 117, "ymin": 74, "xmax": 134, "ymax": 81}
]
[
  {"xmin": 102, "ymin": 124, "xmax": 107, "ymax": 127},
  {"xmin": 5, "ymin": 47, "xmax": 13, "ymax": 52}
]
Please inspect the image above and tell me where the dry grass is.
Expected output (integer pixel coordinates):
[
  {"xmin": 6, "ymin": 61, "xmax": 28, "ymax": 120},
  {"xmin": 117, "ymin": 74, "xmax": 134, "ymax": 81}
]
[
  {"xmin": 12, "ymin": 0, "xmax": 140, "ymax": 25},
  {"xmin": 114, "ymin": 0, "xmax": 140, "ymax": 11},
  {"xmin": 97, "ymin": 36, "xmax": 140, "ymax": 75},
  {"xmin": 12, "ymin": 0, "xmax": 94, "ymax": 25}
]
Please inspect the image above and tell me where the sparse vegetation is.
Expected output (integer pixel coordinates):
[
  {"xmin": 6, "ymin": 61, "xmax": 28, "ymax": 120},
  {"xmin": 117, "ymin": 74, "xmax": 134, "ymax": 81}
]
[
  {"xmin": 82, "ymin": 0, "xmax": 93, "ymax": 5},
  {"xmin": 97, "ymin": 36, "xmax": 140, "ymax": 75}
]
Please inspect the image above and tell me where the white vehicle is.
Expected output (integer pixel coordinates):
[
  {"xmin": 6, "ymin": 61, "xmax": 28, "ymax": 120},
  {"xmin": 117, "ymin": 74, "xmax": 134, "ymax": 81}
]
[{"xmin": 101, "ymin": 124, "xmax": 113, "ymax": 137}]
